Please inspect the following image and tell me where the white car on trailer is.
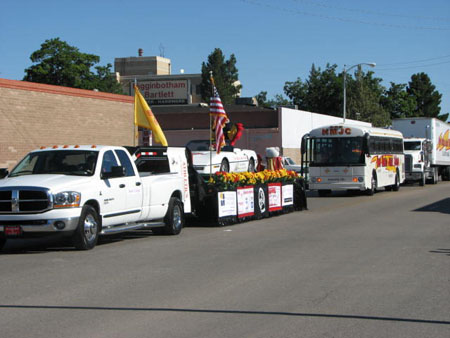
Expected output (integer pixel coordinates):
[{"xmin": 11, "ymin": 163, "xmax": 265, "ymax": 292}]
[{"xmin": 186, "ymin": 140, "xmax": 257, "ymax": 174}]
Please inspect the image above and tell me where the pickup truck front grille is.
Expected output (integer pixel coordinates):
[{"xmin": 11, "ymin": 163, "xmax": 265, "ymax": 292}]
[
  {"xmin": 0, "ymin": 187, "xmax": 52, "ymax": 214},
  {"xmin": 405, "ymin": 154, "xmax": 412, "ymax": 172}
]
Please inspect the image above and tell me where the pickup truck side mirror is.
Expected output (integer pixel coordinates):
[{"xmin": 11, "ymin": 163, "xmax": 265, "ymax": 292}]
[
  {"xmin": 0, "ymin": 168, "xmax": 8, "ymax": 179},
  {"xmin": 101, "ymin": 166, "xmax": 126, "ymax": 179}
]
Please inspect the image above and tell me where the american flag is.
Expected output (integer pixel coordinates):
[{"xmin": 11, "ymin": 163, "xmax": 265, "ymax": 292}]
[{"xmin": 210, "ymin": 86, "xmax": 229, "ymax": 153}]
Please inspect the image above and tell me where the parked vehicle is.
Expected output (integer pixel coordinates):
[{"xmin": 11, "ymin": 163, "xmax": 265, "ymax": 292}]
[
  {"xmin": 282, "ymin": 157, "xmax": 301, "ymax": 173},
  {"xmin": 302, "ymin": 124, "xmax": 405, "ymax": 196},
  {"xmin": 0, "ymin": 145, "xmax": 191, "ymax": 250},
  {"xmin": 392, "ymin": 118, "xmax": 450, "ymax": 182},
  {"xmin": 186, "ymin": 140, "xmax": 257, "ymax": 174},
  {"xmin": 402, "ymin": 138, "xmax": 436, "ymax": 185}
]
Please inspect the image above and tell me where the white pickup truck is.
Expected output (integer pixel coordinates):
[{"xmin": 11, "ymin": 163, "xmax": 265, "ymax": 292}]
[{"xmin": 0, "ymin": 145, "xmax": 191, "ymax": 250}]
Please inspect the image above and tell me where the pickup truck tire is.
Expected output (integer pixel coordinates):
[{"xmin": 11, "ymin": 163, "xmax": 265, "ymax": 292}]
[
  {"xmin": 161, "ymin": 197, "xmax": 184, "ymax": 235},
  {"xmin": 72, "ymin": 205, "xmax": 100, "ymax": 250}
]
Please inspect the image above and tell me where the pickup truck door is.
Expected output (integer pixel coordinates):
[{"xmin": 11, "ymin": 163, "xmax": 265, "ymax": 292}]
[
  {"xmin": 99, "ymin": 150, "xmax": 129, "ymax": 226},
  {"xmin": 114, "ymin": 149, "xmax": 143, "ymax": 223}
]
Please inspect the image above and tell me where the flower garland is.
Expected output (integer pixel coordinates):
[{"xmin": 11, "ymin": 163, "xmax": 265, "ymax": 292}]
[{"xmin": 208, "ymin": 169, "xmax": 301, "ymax": 190}]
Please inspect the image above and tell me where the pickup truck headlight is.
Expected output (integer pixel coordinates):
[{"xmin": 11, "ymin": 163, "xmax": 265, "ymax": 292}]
[{"xmin": 53, "ymin": 192, "xmax": 81, "ymax": 208}]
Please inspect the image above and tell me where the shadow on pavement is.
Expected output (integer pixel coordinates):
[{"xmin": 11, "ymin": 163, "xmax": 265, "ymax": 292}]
[
  {"xmin": 413, "ymin": 198, "xmax": 450, "ymax": 214},
  {"xmin": 429, "ymin": 248, "xmax": 450, "ymax": 256},
  {"xmin": 0, "ymin": 304, "xmax": 449, "ymax": 325}
]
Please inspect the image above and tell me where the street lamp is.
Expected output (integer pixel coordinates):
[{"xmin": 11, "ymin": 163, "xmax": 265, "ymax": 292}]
[{"xmin": 343, "ymin": 62, "xmax": 376, "ymax": 123}]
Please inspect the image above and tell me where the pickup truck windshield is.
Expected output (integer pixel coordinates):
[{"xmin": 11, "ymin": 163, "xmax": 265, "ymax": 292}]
[{"xmin": 9, "ymin": 150, "xmax": 99, "ymax": 177}]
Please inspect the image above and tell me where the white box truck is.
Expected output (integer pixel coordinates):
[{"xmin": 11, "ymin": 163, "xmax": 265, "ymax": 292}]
[{"xmin": 392, "ymin": 118, "xmax": 450, "ymax": 183}]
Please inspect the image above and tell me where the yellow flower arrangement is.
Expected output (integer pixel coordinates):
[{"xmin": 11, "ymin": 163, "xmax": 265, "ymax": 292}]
[{"xmin": 208, "ymin": 169, "xmax": 301, "ymax": 190}]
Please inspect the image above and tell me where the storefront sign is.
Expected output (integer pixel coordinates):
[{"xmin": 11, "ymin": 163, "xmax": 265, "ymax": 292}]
[
  {"xmin": 217, "ymin": 191, "xmax": 237, "ymax": 217},
  {"xmin": 237, "ymin": 186, "xmax": 254, "ymax": 218},
  {"xmin": 136, "ymin": 80, "xmax": 188, "ymax": 105}
]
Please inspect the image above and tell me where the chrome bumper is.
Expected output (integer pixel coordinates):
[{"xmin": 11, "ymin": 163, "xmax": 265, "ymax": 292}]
[
  {"xmin": 0, "ymin": 209, "xmax": 81, "ymax": 233},
  {"xmin": 309, "ymin": 182, "xmax": 366, "ymax": 191}
]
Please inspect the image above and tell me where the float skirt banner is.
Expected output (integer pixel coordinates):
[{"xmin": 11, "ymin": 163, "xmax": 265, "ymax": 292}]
[
  {"xmin": 268, "ymin": 183, "xmax": 282, "ymax": 212},
  {"xmin": 282, "ymin": 184, "xmax": 294, "ymax": 206},
  {"xmin": 217, "ymin": 191, "xmax": 237, "ymax": 218},
  {"xmin": 237, "ymin": 186, "xmax": 255, "ymax": 218}
]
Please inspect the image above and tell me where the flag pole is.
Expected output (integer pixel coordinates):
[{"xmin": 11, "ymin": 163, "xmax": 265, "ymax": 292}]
[
  {"xmin": 209, "ymin": 71, "xmax": 214, "ymax": 179},
  {"xmin": 133, "ymin": 78, "xmax": 137, "ymax": 147}
]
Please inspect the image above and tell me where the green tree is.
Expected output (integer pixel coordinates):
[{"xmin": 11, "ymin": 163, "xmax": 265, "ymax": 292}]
[
  {"xmin": 346, "ymin": 67, "xmax": 390, "ymax": 127},
  {"xmin": 284, "ymin": 64, "xmax": 342, "ymax": 116},
  {"xmin": 200, "ymin": 48, "xmax": 241, "ymax": 104},
  {"xmin": 255, "ymin": 91, "xmax": 291, "ymax": 108},
  {"xmin": 407, "ymin": 73, "xmax": 446, "ymax": 121},
  {"xmin": 381, "ymin": 82, "xmax": 416, "ymax": 119},
  {"xmin": 23, "ymin": 38, "xmax": 122, "ymax": 94},
  {"xmin": 90, "ymin": 64, "xmax": 122, "ymax": 94}
]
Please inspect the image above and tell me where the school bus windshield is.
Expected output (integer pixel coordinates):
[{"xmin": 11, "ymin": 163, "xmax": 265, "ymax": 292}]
[{"xmin": 311, "ymin": 137, "xmax": 365, "ymax": 166}]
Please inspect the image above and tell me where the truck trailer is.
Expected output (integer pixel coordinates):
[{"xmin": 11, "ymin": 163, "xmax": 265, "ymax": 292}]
[{"xmin": 392, "ymin": 118, "xmax": 450, "ymax": 183}]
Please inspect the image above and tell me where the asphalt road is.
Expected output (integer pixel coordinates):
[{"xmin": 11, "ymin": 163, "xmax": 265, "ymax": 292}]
[{"xmin": 1, "ymin": 183, "xmax": 449, "ymax": 337}]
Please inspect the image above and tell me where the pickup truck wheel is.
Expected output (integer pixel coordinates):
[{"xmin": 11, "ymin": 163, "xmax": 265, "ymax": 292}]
[
  {"xmin": 162, "ymin": 197, "xmax": 184, "ymax": 235},
  {"xmin": 72, "ymin": 205, "xmax": 100, "ymax": 250},
  {"xmin": 220, "ymin": 159, "xmax": 229, "ymax": 173}
]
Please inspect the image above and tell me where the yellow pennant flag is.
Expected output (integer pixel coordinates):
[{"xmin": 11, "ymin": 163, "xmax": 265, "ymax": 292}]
[{"xmin": 134, "ymin": 85, "xmax": 168, "ymax": 146}]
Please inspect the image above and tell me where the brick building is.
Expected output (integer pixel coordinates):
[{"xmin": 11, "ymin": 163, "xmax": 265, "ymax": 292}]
[{"xmin": 0, "ymin": 78, "xmax": 134, "ymax": 169}]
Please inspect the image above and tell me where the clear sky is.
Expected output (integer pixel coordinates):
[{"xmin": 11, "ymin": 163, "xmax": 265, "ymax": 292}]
[{"xmin": 1, "ymin": 0, "xmax": 449, "ymax": 116}]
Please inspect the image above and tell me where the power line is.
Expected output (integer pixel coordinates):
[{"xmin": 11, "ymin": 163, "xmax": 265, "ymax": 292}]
[
  {"xmin": 377, "ymin": 55, "xmax": 450, "ymax": 67},
  {"xmin": 291, "ymin": 0, "xmax": 450, "ymax": 22},
  {"xmin": 376, "ymin": 60, "xmax": 450, "ymax": 71},
  {"xmin": 240, "ymin": 0, "xmax": 450, "ymax": 31}
]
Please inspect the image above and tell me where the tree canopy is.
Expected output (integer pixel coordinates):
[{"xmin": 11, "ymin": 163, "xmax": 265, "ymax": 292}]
[
  {"xmin": 255, "ymin": 91, "xmax": 290, "ymax": 108},
  {"xmin": 257, "ymin": 65, "xmax": 447, "ymax": 125},
  {"xmin": 284, "ymin": 64, "xmax": 343, "ymax": 117},
  {"xmin": 23, "ymin": 38, "xmax": 122, "ymax": 94},
  {"xmin": 200, "ymin": 48, "xmax": 241, "ymax": 104},
  {"xmin": 280, "ymin": 64, "xmax": 389, "ymax": 126},
  {"xmin": 407, "ymin": 73, "xmax": 446, "ymax": 121},
  {"xmin": 381, "ymin": 82, "xmax": 417, "ymax": 120}
]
